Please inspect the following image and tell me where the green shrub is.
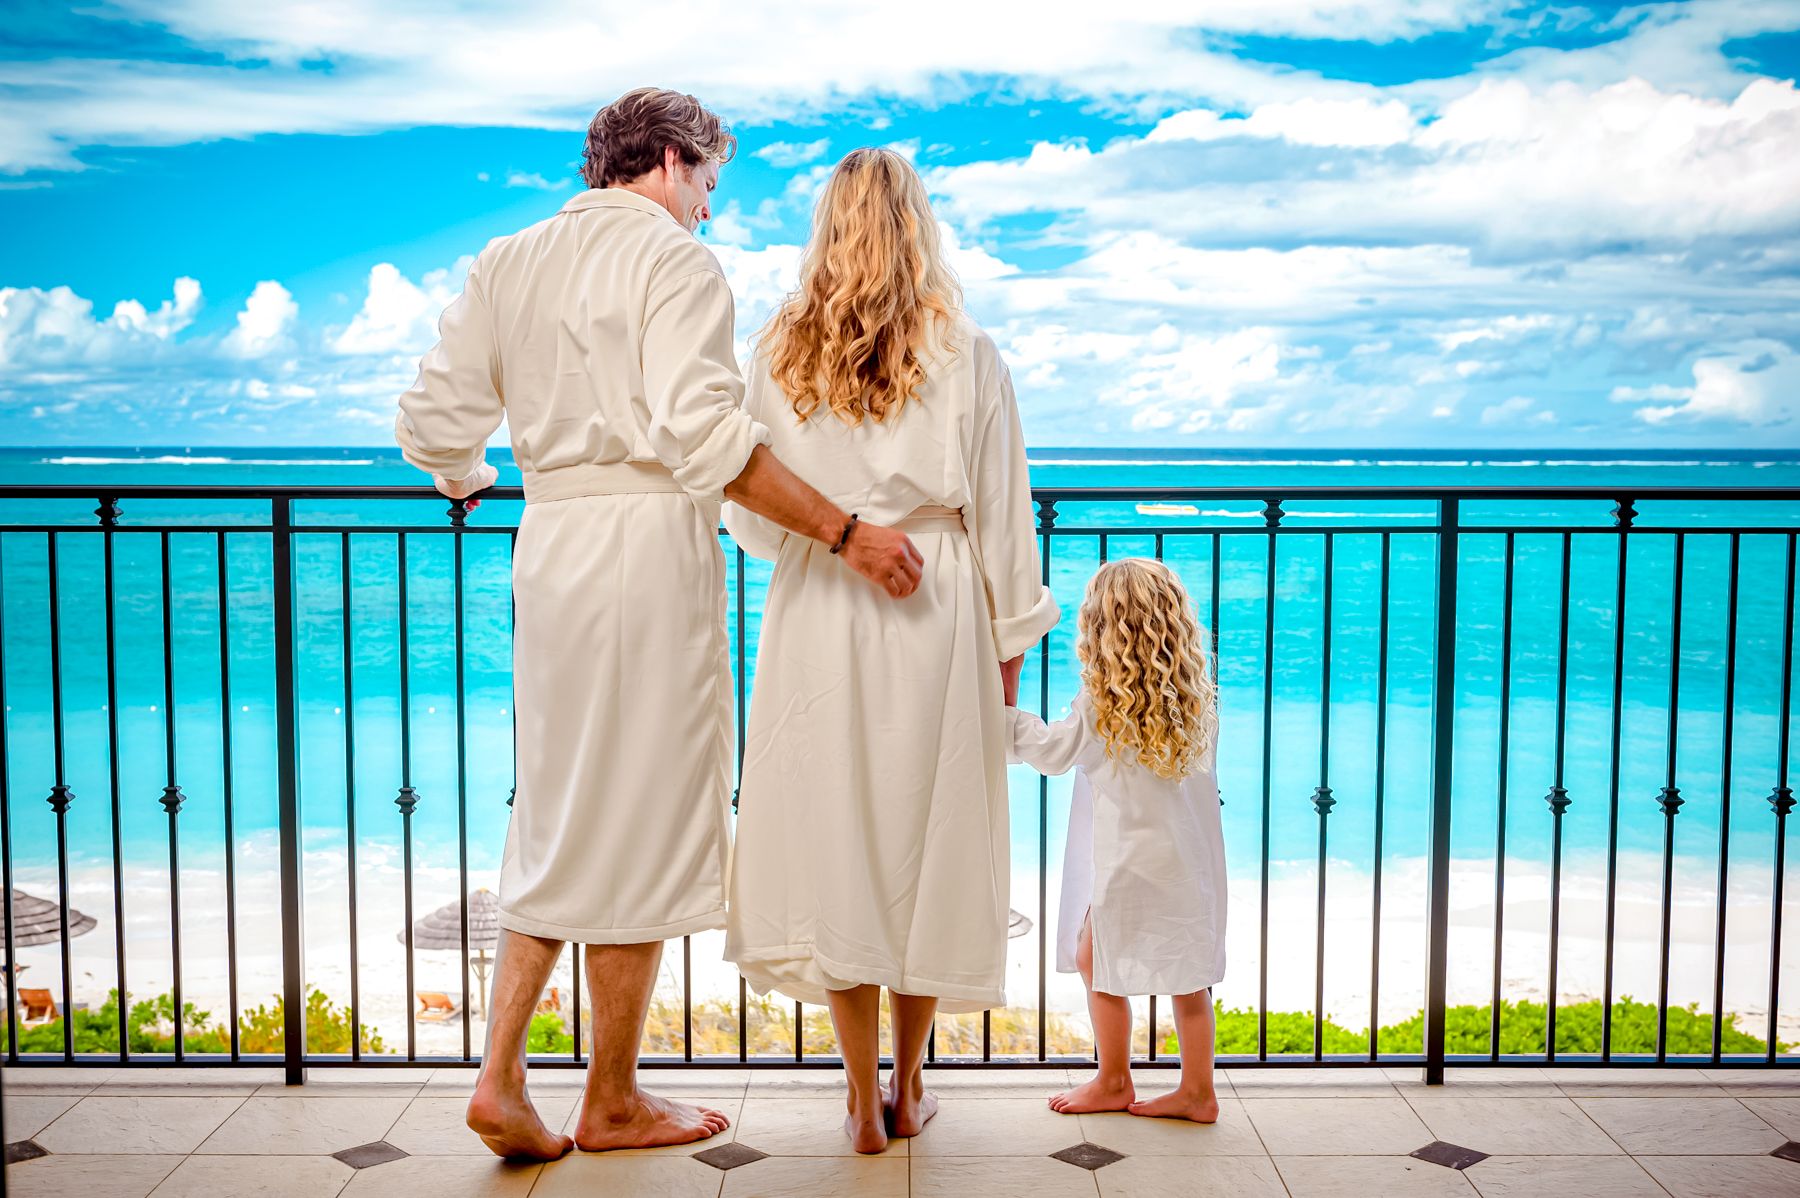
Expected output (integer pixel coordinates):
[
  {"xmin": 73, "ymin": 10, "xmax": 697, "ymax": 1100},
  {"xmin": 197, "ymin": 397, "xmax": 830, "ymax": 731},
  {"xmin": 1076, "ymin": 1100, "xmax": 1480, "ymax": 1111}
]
[{"xmin": 3, "ymin": 987, "xmax": 382, "ymax": 1056}]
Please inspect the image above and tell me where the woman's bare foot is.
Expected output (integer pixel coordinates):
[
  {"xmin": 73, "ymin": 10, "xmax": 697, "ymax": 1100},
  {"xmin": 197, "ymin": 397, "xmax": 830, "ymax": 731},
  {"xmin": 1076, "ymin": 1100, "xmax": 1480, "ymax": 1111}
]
[
  {"xmin": 844, "ymin": 1108, "xmax": 890, "ymax": 1154},
  {"xmin": 883, "ymin": 1070, "xmax": 939, "ymax": 1137},
  {"xmin": 1048, "ymin": 1073, "xmax": 1135, "ymax": 1114},
  {"xmin": 466, "ymin": 1078, "xmax": 576, "ymax": 1160},
  {"xmin": 1127, "ymin": 1089, "xmax": 1219, "ymax": 1123},
  {"xmin": 572, "ymin": 1088, "xmax": 730, "ymax": 1152}
]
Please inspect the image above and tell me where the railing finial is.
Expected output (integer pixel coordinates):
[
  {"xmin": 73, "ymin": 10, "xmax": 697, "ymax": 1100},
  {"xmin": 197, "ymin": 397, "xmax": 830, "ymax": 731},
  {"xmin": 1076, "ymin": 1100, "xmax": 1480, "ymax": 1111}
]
[
  {"xmin": 95, "ymin": 497, "xmax": 121, "ymax": 527},
  {"xmin": 395, "ymin": 785, "xmax": 419, "ymax": 816},
  {"xmin": 1770, "ymin": 785, "xmax": 1795, "ymax": 818},
  {"xmin": 160, "ymin": 784, "xmax": 186, "ymax": 815},
  {"xmin": 1310, "ymin": 784, "xmax": 1335, "ymax": 815},
  {"xmin": 1036, "ymin": 497, "xmax": 1058, "ymax": 532},
  {"xmin": 1545, "ymin": 785, "xmax": 1571, "ymax": 815},
  {"xmin": 1262, "ymin": 498, "xmax": 1285, "ymax": 528},
  {"xmin": 1612, "ymin": 498, "xmax": 1637, "ymax": 529},
  {"xmin": 46, "ymin": 783, "xmax": 74, "ymax": 815},
  {"xmin": 447, "ymin": 499, "xmax": 471, "ymax": 528},
  {"xmin": 1657, "ymin": 785, "xmax": 1684, "ymax": 817}
]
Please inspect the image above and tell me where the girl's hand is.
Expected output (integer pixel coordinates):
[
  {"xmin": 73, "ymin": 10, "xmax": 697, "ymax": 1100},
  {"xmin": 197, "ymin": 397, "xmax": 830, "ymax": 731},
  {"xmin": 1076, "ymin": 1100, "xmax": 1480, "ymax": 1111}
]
[{"xmin": 1000, "ymin": 655, "xmax": 1024, "ymax": 707}]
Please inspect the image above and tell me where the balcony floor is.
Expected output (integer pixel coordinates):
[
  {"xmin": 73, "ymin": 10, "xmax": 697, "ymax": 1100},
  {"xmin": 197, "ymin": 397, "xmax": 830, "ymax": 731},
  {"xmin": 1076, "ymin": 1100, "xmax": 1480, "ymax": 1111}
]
[{"xmin": 7, "ymin": 1064, "xmax": 1800, "ymax": 1196}]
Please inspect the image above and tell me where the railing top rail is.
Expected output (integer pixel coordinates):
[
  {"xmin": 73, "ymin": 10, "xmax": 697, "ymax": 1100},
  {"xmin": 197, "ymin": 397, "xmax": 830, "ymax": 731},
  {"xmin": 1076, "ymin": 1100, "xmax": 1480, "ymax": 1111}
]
[{"xmin": 1, "ymin": 484, "xmax": 1799, "ymax": 502}]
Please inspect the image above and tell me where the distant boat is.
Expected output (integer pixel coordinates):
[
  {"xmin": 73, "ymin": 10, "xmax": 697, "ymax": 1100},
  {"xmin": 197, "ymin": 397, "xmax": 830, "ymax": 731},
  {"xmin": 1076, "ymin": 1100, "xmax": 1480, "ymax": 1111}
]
[{"xmin": 1135, "ymin": 502, "xmax": 1200, "ymax": 516}]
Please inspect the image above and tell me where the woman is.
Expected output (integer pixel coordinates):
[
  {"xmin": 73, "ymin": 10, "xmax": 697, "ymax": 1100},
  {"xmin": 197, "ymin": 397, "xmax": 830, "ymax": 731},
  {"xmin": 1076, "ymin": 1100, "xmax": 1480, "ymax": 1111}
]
[{"xmin": 724, "ymin": 148, "xmax": 1057, "ymax": 1154}]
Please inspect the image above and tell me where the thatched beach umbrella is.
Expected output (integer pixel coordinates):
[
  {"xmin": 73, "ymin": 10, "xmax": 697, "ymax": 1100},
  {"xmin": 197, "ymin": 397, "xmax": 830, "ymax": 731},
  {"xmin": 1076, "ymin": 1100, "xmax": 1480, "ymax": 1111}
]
[
  {"xmin": 397, "ymin": 888, "xmax": 500, "ymax": 1015},
  {"xmin": 1007, "ymin": 908, "xmax": 1032, "ymax": 939},
  {"xmin": 6, "ymin": 889, "xmax": 98, "ymax": 948}
]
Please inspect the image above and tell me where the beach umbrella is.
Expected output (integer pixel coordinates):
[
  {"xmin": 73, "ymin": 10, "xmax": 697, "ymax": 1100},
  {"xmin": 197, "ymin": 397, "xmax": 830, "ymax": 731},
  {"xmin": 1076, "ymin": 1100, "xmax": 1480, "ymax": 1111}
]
[
  {"xmin": 397, "ymin": 888, "xmax": 501, "ymax": 1015},
  {"xmin": 1007, "ymin": 908, "xmax": 1032, "ymax": 939},
  {"xmin": 5, "ymin": 889, "xmax": 97, "ymax": 947}
]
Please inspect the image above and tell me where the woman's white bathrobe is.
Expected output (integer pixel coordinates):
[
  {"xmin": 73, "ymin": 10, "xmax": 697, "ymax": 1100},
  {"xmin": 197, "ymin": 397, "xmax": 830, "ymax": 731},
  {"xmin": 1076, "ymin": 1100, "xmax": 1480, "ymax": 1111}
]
[
  {"xmin": 1009, "ymin": 694, "xmax": 1227, "ymax": 998},
  {"xmin": 723, "ymin": 317, "xmax": 1058, "ymax": 1012},
  {"xmin": 395, "ymin": 187, "xmax": 770, "ymax": 943}
]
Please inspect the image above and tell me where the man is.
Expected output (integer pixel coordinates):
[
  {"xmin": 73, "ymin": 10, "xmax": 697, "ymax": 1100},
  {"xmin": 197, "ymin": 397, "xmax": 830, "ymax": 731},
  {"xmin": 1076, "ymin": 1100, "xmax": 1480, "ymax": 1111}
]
[{"xmin": 395, "ymin": 87, "xmax": 923, "ymax": 1159}]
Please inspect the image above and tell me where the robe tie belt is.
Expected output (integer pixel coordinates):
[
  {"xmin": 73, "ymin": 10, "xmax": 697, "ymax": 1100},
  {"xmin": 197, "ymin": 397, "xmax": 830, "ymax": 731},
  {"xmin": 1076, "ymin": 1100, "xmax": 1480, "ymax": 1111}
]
[
  {"xmin": 522, "ymin": 460, "xmax": 684, "ymax": 504},
  {"xmin": 895, "ymin": 505, "xmax": 966, "ymax": 534}
]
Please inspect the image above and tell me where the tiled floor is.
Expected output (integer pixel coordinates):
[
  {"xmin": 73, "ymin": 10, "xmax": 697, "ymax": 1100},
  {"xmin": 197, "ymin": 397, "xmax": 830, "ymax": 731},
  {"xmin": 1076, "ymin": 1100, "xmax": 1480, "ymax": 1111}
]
[{"xmin": 7, "ymin": 1064, "xmax": 1800, "ymax": 1196}]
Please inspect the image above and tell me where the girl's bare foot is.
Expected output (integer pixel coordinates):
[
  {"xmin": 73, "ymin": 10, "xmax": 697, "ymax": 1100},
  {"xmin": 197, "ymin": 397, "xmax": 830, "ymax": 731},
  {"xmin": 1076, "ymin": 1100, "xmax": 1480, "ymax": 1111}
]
[
  {"xmin": 844, "ymin": 1109, "xmax": 890, "ymax": 1154},
  {"xmin": 572, "ymin": 1089, "xmax": 729, "ymax": 1151},
  {"xmin": 1127, "ymin": 1090, "xmax": 1219, "ymax": 1123},
  {"xmin": 1048, "ymin": 1073, "xmax": 1135, "ymax": 1114},
  {"xmin": 466, "ymin": 1081, "xmax": 576, "ymax": 1160},
  {"xmin": 883, "ymin": 1070, "xmax": 939, "ymax": 1137}
]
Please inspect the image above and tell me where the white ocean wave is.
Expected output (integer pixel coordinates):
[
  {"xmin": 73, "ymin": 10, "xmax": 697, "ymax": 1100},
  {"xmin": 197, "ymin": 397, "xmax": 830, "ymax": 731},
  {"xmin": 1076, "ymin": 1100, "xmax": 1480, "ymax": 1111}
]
[
  {"xmin": 1028, "ymin": 456, "xmax": 1761, "ymax": 469},
  {"xmin": 41, "ymin": 455, "xmax": 379, "ymax": 466}
]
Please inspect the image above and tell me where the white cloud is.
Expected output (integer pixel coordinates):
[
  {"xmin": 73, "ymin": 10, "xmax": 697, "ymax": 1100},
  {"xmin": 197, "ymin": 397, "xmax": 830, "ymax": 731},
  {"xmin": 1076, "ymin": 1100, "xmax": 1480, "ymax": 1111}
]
[
  {"xmin": 1614, "ymin": 341, "xmax": 1800, "ymax": 427},
  {"xmin": 1479, "ymin": 395, "xmax": 1557, "ymax": 426},
  {"xmin": 1148, "ymin": 97, "xmax": 1415, "ymax": 147},
  {"xmin": 333, "ymin": 260, "xmax": 471, "ymax": 355},
  {"xmin": 221, "ymin": 280, "xmax": 298, "ymax": 358},
  {"xmin": 753, "ymin": 138, "xmax": 830, "ymax": 168},
  {"xmin": 502, "ymin": 170, "xmax": 571, "ymax": 191},
  {"xmin": 0, "ymin": 277, "xmax": 202, "ymax": 368}
]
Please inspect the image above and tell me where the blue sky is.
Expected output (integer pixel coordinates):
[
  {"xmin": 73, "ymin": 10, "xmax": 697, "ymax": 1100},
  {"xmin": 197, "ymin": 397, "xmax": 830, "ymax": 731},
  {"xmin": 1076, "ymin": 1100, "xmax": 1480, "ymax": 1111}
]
[{"xmin": 1, "ymin": 1, "xmax": 1797, "ymax": 447}]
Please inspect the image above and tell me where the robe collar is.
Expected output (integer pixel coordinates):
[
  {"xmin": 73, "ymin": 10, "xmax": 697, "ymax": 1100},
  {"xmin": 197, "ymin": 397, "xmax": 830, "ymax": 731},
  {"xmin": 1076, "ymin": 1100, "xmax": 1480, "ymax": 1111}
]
[{"xmin": 560, "ymin": 187, "xmax": 680, "ymax": 224}]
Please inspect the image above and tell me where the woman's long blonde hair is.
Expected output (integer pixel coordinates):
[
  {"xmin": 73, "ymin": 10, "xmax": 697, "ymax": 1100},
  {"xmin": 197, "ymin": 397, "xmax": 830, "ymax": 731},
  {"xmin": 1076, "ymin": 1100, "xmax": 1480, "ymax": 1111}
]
[
  {"xmin": 1077, "ymin": 559, "xmax": 1218, "ymax": 780},
  {"xmin": 759, "ymin": 148, "xmax": 962, "ymax": 425}
]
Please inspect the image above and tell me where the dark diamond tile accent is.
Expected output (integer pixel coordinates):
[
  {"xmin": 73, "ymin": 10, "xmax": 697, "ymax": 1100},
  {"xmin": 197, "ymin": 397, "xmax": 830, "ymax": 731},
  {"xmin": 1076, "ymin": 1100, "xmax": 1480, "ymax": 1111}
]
[
  {"xmin": 1410, "ymin": 1140, "xmax": 1489, "ymax": 1170},
  {"xmin": 1772, "ymin": 1141, "xmax": 1800, "ymax": 1164},
  {"xmin": 1050, "ymin": 1141, "xmax": 1126, "ymax": 1170},
  {"xmin": 332, "ymin": 1140, "xmax": 409, "ymax": 1169},
  {"xmin": 5, "ymin": 1140, "xmax": 49, "ymax": 1165},
  {"xmin": 695, "ymin": 1142, "xmax": 769, "ymax": 1171}
]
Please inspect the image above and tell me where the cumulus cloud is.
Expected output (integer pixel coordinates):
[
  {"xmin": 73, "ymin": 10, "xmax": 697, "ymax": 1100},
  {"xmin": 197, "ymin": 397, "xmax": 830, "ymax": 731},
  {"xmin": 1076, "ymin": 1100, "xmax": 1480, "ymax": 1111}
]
[
  {"xmin": 502, "ymin": 170, "xmax": 571, "ymax": 191},
  {"xmin": 753, "ymin": 138, "xmax": 830, "ymax": 168},
  {"xmin": 333, "ymin": 260, "xmax": 470, "ymax": 356},
  {"xmin": 1614, "ymin": 341, "xmax": 1800, "ymax": 427},
  {"xmin": 0, "ymin": 277, "xmax": 201, "ymax": 369},
  {"xmin": 221, "ymin": 280, "xmax": 298, "ymax": 358}
]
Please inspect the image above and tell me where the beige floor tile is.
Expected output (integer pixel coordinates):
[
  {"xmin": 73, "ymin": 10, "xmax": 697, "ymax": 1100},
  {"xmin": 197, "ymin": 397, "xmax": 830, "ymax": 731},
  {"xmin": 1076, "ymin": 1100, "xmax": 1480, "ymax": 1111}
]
[
  {"xmin": 1636, "ymin": 1154, "xmax": 1800, "ymax": 1197},
  {"xmin": 379, "ymin": 1093, "xmax": 578, "ymax": 1155},
  {"xmin": 196, "ymin": 1094, "xmax": 410, "ymax": 1155},
  {"xmin": 1556, "ymin": 1067, "xmax": 1728, "ymax": 1097},
  {"xmin": 930, "ymin": 1069, "xmax": 1079, "ymax": 1099},
  {"xmin": 743, "ymin": 1068, "xmax": 846, "ymax": 1097},
  {"xmin": 718, "ymin": 1153, "xmax": 907, "ymax": 1197},
  {"xmin": 558, "ymin": 1098, "xmax": 740, "ymax": 1155},
  {"xmin": 1230, "ymin": 1067, "xmax": 1400, "ymax": 1098},
  {"xmin": 1076, "ymin": 1099, "xmax": 1266, "ymax": 1155},
  {"xmin": 912, "ymin": 1155, "xmax": 1102, "ymax": 1197},
  {"xmin": 1275, "ymin": 1154, "xmax": 1478, "ymax": 1196},
  {"xmin": 2, "ymin": 1152, "xmax": 180, "ymax": 1198},
  {"xmin": 337, "ymin": 1154, "xmax": 544, "ymax": 1196},
  {"xmin": 531, "ymin": 1152, "xmax": 727, "ymax": 1196},
  {"xmin": 0, "ymin": 1066, "xmax": 110, "ymax": 1094},
  {"xmin": 910, "ymin": 1097, "xmax": 1082, "ymax": 1157},
  {"xmin": 732, "ymin": 1097, "xmax": 905, "ymax": 1156},
  {"xmin": 637, "ymin": 1068, "xmax": 754, "ymax": 1099},
  {"xmin": 1124, "ymin": 1068, "xmax": 1235, "ymax": 1097},
  {"xmin": 90, "ymin": 1067, "xmax": 280, "ymax": 1096},
  {"xmin": 1700, "ymin": 1067, "xmax": 1800, "ymax": 1096},
  {"xmin": 1406, "ymin": 1095, "xmax": 1621, "ymax": 1155},
  {"xmin": 148, "ymin": 1154, "xmax": 354, "ymax": 1197},
  {"xmin": 1095, "ymin": 1154, "xmax": 1286, "ymax": 1197},
  {"xmin": 1464, "ymin": 1155, "xmax": 1665, "ymax": 1197},
  {"xmin": 3, "ymin": 1092, "xmax": 80, "ymax": 1140},
  {"xmin": 34, "ymin": 1095, "xmax": 244, "ymax": 1154},
  {"xmin": 1245, "ymin": 1096, "xmax": 1435, "ymax": 1156},
  {"xmin": 1385, "ymin": 1067, "xmax": 1562, "ymax": 1096},
  {"xmin": 1740, "ymin": 1096, "xmax": 1800, "ymax": 1139},
  {"xmin": 1573, "ymin": 1096, "xmax": 1785, "ymax": 1155}
]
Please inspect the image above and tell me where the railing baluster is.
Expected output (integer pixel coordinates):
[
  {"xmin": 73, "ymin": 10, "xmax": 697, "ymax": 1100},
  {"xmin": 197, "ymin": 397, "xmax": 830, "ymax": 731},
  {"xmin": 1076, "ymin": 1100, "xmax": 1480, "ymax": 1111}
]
[
  {"xmin": 1602, "ymin": 503, "xmax": 1634, "ymax": 1060},
  {"xmin": 1710, "ymin": 534, "xmax": 1740, "ymax": 1064},
  {"xmin": 0, "ymin": 532, "xmax": 15, "ymax": 1064},
  {"xmin": 1258, "ymin": 501, "xmax": 1282, "ymax": 1060},
  {"xmin": 736, "ymin": 543, "xmax": 748, "ymax": 1063},
  {"xmin": 1424, "ymin": 499, "xmax": 1461, "ymax": 1086},
  {"xmin": 272, "ymin": 497, "xmax": 307, "ymax": 1084},
  {"xmin": 160, "ymin": 532, "xmax": 187, "ymax": 1060},
  {"xmin": 1369, "ymin": 532, "xmax": 1391, "ymax": 1061},
  {"xmin": 100, "ymin": 500, "xmax": 128, "ymax": 1061},
  {"xmin": 1311, "ymin": 533, "xmax": 1335, "ymax": 1062},
  {"xmin": 1037, "ymin": 498, "xmax": 1057, "ymax": 1061},
  {"xmin": 1768, "ymin": 533, "xmax": 1796, "ymax": 1063},
  {"xmin": 341, "ymin": 535, "xmax": 362, "ymax": 1061},
  {"xmin": 1491, "ymin": 533, "xmax": 1516, "ymax": 1061},
  {"xmin": 217, "ymin": 532, "xmax": 240, "ymax": 1059},
  {"xmin": 45, "ymin": 532, "xmax": 75, "ymax": 1063},
  {"xmin": 454, "ymin": 516, "xmax": 472, "ymax": 1061},
  {"xmin": 396, "ymin": 533, "xmax": 418, "ymax": 1062},
  {"xmin": 1655, "ymin": 534, "xmax": 1687, "ymax": 1063},
  {"xmin": 1544, "ymin": 533, "xmax": 1573, "ymax": 1061}
]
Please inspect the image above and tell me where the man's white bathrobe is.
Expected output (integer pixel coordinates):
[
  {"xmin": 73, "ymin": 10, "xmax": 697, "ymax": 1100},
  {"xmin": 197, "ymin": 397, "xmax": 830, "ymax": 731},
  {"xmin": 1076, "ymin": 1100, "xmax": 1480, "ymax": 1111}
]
[{"xmin": 395, "ymin": 187, "xmax": 769, "ymax": 943}]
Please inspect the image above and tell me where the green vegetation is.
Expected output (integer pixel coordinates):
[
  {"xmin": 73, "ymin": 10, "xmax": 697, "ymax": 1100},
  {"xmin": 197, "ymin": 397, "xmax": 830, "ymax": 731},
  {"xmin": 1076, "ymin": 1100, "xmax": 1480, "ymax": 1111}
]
[{"xmin": 2, "ymin": 988, "xmax": 383, "ymax": 1056}]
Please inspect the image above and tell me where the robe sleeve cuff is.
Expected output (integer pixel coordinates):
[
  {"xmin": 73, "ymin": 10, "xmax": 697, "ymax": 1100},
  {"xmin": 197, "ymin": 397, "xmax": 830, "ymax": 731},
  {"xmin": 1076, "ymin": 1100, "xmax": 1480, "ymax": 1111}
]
[
  {"xmin": 669, "ymin": 408, "xmax": 772, "ymax": 507},
  {"xmin": 394, "ymin": 410, "xmax": 486, "ymax": 481},
  {"xmin": 993, "ymin": 587, "xmax": 1060, "ymax": 661}
]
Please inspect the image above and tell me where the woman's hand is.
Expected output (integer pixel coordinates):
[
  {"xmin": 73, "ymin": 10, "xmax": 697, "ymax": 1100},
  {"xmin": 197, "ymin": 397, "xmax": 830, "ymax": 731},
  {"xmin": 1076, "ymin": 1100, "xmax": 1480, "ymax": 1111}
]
[
  {"xmin": 433, "ymin": 461, "xmax": 498, "ymax": 500},
  {"xmin": 1000, "ymin": 655, "xmax": 1024, "ymax": 707}
]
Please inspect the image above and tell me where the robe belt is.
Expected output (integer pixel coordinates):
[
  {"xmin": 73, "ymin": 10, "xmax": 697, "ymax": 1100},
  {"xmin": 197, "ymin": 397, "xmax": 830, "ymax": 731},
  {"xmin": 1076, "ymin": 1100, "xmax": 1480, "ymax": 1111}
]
[
  {"xmin": 895, "ymin": 505, "xmax": 966, "ymax": 533},
  {"xmin": 522, "ymin": 460, "xmax": 685, "ymax": 504}
]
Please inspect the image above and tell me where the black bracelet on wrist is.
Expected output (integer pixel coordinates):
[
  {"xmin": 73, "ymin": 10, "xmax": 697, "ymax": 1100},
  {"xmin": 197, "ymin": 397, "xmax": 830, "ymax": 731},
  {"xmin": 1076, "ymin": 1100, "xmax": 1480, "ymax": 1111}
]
[{"xmin": 828, "ymin": 513, "xmax": 859, "ymax": 555}]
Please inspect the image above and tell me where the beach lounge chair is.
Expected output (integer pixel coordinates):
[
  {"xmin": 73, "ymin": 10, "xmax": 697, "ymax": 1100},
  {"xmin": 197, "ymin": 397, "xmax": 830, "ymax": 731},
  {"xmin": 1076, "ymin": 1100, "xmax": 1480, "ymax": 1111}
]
[
  {"xmin": 19, "ymin": 989, "xmax": 57, "ymax": 1027},
  {"xmin": 535, "ymin": 986, "xmax": 562, "ymax": 1015},
  {"xmin": 416, "ymin": 991, "xmax": 460, "ymax": 1022}
]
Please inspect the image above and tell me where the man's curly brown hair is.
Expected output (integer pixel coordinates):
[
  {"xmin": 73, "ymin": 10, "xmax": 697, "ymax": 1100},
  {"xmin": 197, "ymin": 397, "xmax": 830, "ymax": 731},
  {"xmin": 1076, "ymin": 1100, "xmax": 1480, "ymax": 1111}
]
[{"xmin": 580, "ymin": 87, "xmax": 736, "ymax": 189}]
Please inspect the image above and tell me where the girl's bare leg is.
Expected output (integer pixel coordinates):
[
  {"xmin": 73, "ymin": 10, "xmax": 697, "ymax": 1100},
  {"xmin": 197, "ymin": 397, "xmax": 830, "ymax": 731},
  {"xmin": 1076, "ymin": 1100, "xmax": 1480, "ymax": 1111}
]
[
  {"xmin": 1049, "ymin": 916, "xmax": 1135, "ymax": 1113},
  {"xmin": 826, "ymin": 983, "xmax": 889, "ymax": 1153},
  {"xmin": 1128, "ymin": 987, "xmax": 1219, "ymax": 1122}
]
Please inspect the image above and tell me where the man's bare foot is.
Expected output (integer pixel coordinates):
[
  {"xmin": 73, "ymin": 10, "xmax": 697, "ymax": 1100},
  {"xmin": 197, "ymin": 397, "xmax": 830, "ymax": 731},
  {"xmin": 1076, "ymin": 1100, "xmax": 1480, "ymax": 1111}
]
[
  {"xmin": 844, "ymin": 1109, "xmax": 890, "ymax": 1154},
  {"xmin": 1048, "ymin": 1073, "xmax": 1135, "ymax": 1114},
  {"xmin": 1127, "ymin": 1089, "xmax": 1220, "ymax": 1123},
  {"xmin": 882, "ymin": 1070, "xmax": 938, "ymax": 1137},
  {"xmin": 466, "ymin": 1078, "xmax": 575, "ymax": 1160},
  {"xmin": 572, "ymin": 1088, "xmax": 729, "ymax": 1152}
]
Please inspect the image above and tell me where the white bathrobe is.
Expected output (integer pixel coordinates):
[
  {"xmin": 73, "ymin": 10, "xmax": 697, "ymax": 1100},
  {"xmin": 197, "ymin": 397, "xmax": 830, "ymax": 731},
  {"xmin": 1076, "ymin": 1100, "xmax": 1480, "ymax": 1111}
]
[
  {"xmin": 722, "ymin": 317, "xmax": 1058, "ymax": 1012},
  {"xmin": 395, "ymin": 187, "xmax": 769, "ymax": 943},
  {"xmin": 1009, "ymin": 694, "xmax": 1227, "ymax": 998}
]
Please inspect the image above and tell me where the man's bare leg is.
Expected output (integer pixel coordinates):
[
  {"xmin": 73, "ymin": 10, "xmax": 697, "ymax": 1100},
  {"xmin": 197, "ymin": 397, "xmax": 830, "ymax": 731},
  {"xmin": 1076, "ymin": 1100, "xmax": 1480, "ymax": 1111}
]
[
  {"xmin": 466, "ymin": 929, "xmax": 576, "ymax": 1160},
  {"xmin": 883, "ymin": 990, "xmax": 939, "ymax": 1136},
  {"xmin": 825, "ymin": 983, "xmax": 888, "ymax": 1153},
  {"xmin": 571, "ymin": 940, "xmax": 730, "ymax": 1151}
]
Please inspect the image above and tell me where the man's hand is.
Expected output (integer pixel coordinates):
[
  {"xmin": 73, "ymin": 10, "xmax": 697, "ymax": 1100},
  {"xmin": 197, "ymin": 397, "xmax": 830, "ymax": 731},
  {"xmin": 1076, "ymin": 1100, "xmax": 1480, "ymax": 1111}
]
[
  {"xmin": 839, "ymin": 521, "xmax": 924, "ymax": 598},
  {"xmin": 1000, "ymin": 655, "xmax": 1024, "ymax": 707},
  {"xmin": 433, "ymin": 461, "xmax": 498, "ymax": 500}
]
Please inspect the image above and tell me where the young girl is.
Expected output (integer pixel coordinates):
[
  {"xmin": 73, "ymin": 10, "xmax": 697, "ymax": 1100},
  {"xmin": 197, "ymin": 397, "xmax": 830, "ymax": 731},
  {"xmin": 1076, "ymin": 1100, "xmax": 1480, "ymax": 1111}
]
[{"xmin": 1008, "ymin": 557, "xmax": 1225, "ymax": 1122}]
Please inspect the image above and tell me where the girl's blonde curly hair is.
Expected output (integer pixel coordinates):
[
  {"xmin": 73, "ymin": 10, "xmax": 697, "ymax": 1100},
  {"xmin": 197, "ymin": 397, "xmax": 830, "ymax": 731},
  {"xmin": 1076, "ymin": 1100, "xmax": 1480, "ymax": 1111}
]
[{"xmin": 1076, "ymin": 558, "xmax": 1218, "ymax": 780}]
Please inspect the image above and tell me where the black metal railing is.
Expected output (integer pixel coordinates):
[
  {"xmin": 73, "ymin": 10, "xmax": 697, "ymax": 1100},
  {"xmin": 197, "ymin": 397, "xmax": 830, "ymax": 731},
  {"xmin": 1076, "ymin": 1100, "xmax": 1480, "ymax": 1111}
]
[{"xmin": 0, "ymin": 484, "xmax": 1796, "ymax": 1086}]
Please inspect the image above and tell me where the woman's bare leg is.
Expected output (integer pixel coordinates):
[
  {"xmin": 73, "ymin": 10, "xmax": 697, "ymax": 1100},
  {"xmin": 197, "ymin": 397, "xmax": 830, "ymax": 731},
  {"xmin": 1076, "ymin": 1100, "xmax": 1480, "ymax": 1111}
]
[
  {"xmin": 1128, "ymin": 987, "xmax": 1219, "ymax": 1122},
  {"xmin": 1050, "ymin": 916, "xmax": 1135, "ymax": 1113},
  {"xmin": 884, "ymin": 990, "xmax": 940, "ymax": 1136},
  {"xmin": 826, "ymin": 984, "xmax": 889, "ymax": 1153}
]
